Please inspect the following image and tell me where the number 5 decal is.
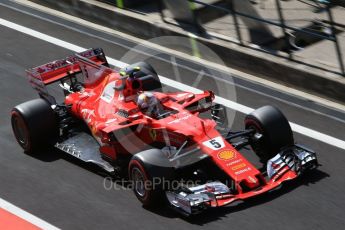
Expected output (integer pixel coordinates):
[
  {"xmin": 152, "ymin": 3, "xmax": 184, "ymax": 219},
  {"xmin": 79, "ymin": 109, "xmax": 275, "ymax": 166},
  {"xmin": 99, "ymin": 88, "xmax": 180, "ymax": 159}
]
[{"xmin": 203, "ymin": 136, "xmax": 225, "ymax": 150}]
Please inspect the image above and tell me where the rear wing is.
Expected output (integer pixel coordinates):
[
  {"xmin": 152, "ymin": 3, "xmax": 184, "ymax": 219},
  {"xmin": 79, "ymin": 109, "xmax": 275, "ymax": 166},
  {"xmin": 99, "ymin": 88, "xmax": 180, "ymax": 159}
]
[
  {"xmin": 26, "ymin": 48, "xmax": 108, "ymax": 85},
  {"xmin": 26, "ymin": 48, "xmax": 108, "ymax": 104}
]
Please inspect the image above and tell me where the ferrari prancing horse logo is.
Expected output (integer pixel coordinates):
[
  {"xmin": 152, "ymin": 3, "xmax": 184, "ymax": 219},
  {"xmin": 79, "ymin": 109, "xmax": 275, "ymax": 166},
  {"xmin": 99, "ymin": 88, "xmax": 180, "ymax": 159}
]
[{"xmin": 149, "ymin": 128, "xmax": 157, "ymax": 141}]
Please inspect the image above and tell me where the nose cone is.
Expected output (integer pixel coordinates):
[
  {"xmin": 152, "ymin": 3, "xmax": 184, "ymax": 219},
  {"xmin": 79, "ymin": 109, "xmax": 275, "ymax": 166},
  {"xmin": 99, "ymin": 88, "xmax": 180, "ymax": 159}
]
[
  {"xmin": 165, "ymin": 112, "xmax": 215, "ymax": 137},
  {"xmin": 241, "ymin": 176, "xmax": 261, "ymax": 190}
]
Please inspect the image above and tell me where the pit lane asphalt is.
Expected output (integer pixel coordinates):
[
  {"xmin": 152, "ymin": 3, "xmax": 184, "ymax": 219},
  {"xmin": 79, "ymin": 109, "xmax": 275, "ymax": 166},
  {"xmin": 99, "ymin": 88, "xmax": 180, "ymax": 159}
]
[{"xmin": 0, "ymin": 2, "xmax": 344, "ymax": 230}]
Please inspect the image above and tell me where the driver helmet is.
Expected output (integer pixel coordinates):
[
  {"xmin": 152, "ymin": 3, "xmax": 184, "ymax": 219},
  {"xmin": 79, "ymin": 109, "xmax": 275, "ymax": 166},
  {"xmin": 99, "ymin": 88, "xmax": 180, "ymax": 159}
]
[{"xmin": 137, "ymin": 92, "xmax": 158, "ymax": 111}]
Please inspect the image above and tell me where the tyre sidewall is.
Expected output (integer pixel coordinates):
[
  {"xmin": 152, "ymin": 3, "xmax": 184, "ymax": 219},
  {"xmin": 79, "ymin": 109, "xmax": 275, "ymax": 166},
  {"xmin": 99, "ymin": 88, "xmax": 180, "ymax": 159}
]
[
  {"xmin": 129, "ymin": 158, "xmax": 157, "ymax": 206},
  {"xmin": 11, "ymin": 99, "xmax": 58, "ymax": 153},
  {"xmin": 245, "ymin": 106, "xmax": 294, "ymax": 161}
]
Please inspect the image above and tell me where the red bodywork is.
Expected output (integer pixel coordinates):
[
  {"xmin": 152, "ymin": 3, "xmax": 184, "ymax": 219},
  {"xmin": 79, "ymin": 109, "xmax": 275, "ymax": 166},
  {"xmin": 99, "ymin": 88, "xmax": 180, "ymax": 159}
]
[{"xmin": 26, "ymin": 48, "xmax": 299, "ymax": 207}]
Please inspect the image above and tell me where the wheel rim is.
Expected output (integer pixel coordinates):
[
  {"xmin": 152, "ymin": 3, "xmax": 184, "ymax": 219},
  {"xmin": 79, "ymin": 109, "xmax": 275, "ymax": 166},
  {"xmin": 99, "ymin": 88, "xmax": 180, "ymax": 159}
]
[
  {"xmin": 132, "ymin": 167, "xmax": 146, "ymax": 198},
  {"xmin": 12, "ymin": 114, "xmax": 29, "ymax": 147},
  {"xmin": 248, "ymin": 124, "xmax": 266, "ymax": 159}
]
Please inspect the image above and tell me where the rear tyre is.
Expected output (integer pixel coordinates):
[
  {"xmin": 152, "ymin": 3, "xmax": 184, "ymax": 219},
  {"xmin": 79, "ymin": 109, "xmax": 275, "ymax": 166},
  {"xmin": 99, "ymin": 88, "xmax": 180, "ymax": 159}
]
[
  {"xmin": 245, "ymin": 105, "xmax": 294, "ymax": 162},
  {"xmin": 11, "ymin": 99, "xmax": 58, "ymax": 153},
  {"xmin": 122, "ymin": 62, "xmax": 162, "ymax": 92},
  {"xmin": 135, "ymin": 61, "xmax": 157, "ymax": 76}
]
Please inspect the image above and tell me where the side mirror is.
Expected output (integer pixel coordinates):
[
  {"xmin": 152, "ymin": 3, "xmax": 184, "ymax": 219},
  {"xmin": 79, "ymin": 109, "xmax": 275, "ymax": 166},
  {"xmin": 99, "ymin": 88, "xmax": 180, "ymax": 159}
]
[{"xmin": 211, "ymin": 104, "xmax": 228, "ymax": 130}]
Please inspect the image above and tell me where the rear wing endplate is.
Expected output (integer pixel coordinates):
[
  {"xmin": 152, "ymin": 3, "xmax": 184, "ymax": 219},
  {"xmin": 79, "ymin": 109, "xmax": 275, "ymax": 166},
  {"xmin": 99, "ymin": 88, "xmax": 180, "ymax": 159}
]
[{"xmin": 26, "ymin": 48, "xmax": 108, "ymax": 104}]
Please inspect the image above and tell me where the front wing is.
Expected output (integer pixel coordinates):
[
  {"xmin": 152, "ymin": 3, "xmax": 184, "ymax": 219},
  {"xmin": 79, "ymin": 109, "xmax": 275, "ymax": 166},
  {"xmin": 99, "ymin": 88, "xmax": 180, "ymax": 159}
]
[{"xmin": 165, "ymin": 144, "xmax": 318, "ymax": 215}]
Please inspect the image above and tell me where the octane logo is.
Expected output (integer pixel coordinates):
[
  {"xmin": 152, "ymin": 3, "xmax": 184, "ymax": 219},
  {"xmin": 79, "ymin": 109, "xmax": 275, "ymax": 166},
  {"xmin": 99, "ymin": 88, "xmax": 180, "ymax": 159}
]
[{"xmin": 217, "ymin": 150, "xmax": 236, "ymax": 161}]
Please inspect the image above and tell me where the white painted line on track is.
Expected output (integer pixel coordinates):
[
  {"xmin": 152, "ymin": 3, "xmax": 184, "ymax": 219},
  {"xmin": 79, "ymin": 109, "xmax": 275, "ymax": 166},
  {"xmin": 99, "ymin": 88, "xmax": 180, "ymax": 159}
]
[
  {"xmin": 0, "ymin": 197, "xmax": 60, "ymax": 229},
  {"xmin": 0, "ymin": 18, "xmax": 344, "ymax": 151},
  {"xmin": 10, "ymin": 0, "xmax": 345, "ymax": 112}
]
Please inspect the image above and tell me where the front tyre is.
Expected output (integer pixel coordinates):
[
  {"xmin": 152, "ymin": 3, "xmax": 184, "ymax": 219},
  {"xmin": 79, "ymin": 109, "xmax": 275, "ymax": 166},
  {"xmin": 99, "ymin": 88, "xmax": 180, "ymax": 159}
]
[
  {"xmin": 11, "ymin": 99, "xmax": 58, "ymax": 153},
  {"xmin": 245, "ymin": 105, "xmax": 294, "ymax": 162},
  {"xmin": 129, "ymin": 158, "xmax": 162, "ymax": 207}
]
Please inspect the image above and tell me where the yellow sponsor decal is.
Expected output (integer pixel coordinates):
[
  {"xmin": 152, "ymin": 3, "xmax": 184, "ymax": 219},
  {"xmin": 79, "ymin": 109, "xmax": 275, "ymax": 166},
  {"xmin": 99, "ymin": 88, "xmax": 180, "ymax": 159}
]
[
  {"xmin": 91, "ymin": 125, "xmax": 97, "ymax": 135},
  {"xmin": 149, "ymin": 128, "xmax": 157, "ymax": 141},
  {"xmin": 217, "ymin": 150, "xmax": 236, "ymax": 161},
  {"xmin": 231, "ymin": 163, "xmax": 247, "ymax": 171}
]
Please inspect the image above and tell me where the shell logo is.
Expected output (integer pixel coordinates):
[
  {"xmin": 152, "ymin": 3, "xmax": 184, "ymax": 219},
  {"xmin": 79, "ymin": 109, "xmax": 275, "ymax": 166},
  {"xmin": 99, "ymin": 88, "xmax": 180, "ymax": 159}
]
[{"xmin": 217, "ymin": 150, "xmax": 236, "ymax": 161}]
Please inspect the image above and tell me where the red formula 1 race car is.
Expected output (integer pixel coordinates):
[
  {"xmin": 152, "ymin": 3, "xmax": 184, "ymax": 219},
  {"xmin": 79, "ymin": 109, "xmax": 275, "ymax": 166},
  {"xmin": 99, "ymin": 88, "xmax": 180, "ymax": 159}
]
[{"xmin": 11, "ymin": 48, "xmax": 318, "ymax": 215}]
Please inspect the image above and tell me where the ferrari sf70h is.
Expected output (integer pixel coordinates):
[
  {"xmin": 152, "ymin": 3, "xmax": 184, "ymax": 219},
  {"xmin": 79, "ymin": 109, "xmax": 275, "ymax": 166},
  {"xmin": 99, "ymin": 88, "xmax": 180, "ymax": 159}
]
[{"xmin": 11, "ymin": 48, "xmax": 318, "ymax": 215}]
